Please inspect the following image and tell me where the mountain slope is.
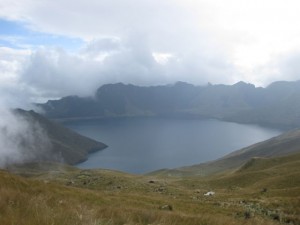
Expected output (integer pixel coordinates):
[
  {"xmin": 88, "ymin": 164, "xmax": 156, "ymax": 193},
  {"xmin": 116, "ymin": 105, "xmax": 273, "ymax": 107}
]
[
  {"xmin": 14, "ymin": 109, "xmax": 107, "ymax": 165},
  {"xmin": 39, "ymin": 80, "xmax": 300, "ymax": 128},
  {"xmin": 226, "ymin": 81, "xmax": 300, "ymax": 128},
  {"xmin": 2, "ymin": 151, "xmax": 300, "ymax": 225},
  {"xmin": 152, "ymin": 129, "xmax": 300, "ymax": 176},
  {"xmin": 40, "ymin": 82, "xmax": 203, "ymax": 119},
  {"xmin": 208, "ymin": 152, "xmax": 300, "ymax": 189},
  {"xmin": 39, "ymin": 81, "xmax": 259, "ymax": 119}
]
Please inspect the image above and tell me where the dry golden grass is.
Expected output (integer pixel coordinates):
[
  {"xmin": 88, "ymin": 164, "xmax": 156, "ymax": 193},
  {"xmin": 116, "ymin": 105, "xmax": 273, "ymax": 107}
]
[{"xmin": 1, "ymin": 153, "xmax": 299, "ymax": 225}]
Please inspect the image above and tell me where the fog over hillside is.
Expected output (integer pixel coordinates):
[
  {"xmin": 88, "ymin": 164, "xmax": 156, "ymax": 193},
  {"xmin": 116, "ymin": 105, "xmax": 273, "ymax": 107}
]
[
  {"xmin": 0, "ymin": 106, "xmax": 53, "ymax": 167},
  {"xmin": 0, "ymin": 97, "xmax": 107, "ymax": 167}
]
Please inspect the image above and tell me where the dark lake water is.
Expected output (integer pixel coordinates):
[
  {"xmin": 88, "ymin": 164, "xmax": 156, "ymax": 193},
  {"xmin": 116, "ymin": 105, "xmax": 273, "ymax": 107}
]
[{"xmin": 64, "ymin": 117, "xmax": 281, "ymax": 174}]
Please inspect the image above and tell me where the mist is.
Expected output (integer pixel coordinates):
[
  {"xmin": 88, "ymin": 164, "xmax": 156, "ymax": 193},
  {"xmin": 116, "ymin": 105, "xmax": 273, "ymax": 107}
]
[
  {"xmin": 1, "ymin": 0, "xmax": 300, "ymax": 103},
  {"xmin": 1, "ymin": 0, "xmax": 300, "ymax": 167},
  {"xmin": 0, "ymin": 105, "xmax": 54, "ymax": 168},
  {"xmin": 17, "ymin": 36, "xmax": 235, "ymax": 100}
]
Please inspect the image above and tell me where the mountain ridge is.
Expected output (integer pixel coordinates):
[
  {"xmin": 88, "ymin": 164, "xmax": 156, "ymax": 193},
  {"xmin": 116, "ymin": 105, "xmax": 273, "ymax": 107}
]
[{"xmin": 39, "ymin": 80, "xmax": 300, "ymax": 128}]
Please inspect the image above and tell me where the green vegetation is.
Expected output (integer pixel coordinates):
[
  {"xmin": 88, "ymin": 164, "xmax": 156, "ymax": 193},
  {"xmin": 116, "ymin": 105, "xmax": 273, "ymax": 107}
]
[{"xmin": 1, "ymin": 152, "xmax": 299, "ymax": 225}]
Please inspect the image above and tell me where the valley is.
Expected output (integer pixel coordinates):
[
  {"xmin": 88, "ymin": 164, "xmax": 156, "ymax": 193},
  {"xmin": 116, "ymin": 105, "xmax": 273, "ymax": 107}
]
[
  {"xmin": 2, "ymin": 82, "xmax": 300, "ymax": 224},
  {"xmin": 2, "ymin": 1, "xmax": 300, "ymax": 224},
  {"xmin": 65, "ymin": 117, "xmax": 280, "ymax": 173}
]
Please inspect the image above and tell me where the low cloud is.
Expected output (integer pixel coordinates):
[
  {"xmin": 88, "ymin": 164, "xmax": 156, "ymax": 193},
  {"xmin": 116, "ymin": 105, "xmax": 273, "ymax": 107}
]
[
  {"xmin": 0, "ymin": 105, "xmax": 53, "ymax": 168},
  {"xmin": 1, "ymin": 0, "xmax": 300, "ymax": 102},
  {"xmin": 2, "ymin": 38, "xmax": 300, "ymax": 105},
  {"xmin": 277, "ymin": 52, "xmax": 300, "ymax": 82},
  {"xmin": 19, "ymin": 36, "xmax": 236, "ymax": 99},
  {"xmin": 0, "ymin": 47, "xmax": 56, "ymax": 167},
  {"xmin": 248, "ymin": 51, "xmax": 300, "ymax": 86},
  {"xmin": 1, "ymin": 0, "xmax": 300, "ymax": 168}
]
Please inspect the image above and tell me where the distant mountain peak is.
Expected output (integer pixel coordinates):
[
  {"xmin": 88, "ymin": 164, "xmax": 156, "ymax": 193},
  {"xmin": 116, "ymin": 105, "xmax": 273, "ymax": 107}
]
[
  {"xmin": 173, "ymin": 81, "xmax": 193, "ymax": 87},
  {"xmin": 267, "ymin": 80, "xmax": 300, "ymax": 89},
  {"xmin": 233, "ymin": 81, "xmax": 255, "ymax": 88},
  {"xmin": 38, "ymin": 80, "xmax": 300, "ymax": 128}
]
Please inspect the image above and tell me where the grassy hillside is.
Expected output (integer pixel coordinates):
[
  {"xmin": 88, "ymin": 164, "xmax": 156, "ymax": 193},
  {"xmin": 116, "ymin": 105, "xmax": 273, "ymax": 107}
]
[
  {"xmin": 156, "ymin": 129, "xmax": 300, "ymax": 176},
  {"xmin": 1, "ymin": 151, "xmax": 299, "ymax": 225}
]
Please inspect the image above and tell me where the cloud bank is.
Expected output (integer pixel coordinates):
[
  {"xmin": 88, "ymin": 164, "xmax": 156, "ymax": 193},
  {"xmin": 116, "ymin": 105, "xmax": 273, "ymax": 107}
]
[
  {"xmin": 19, "ymin": 37, "xmax": 236, "ymax": 99},
  {"xmin": 1, "ymin": 0, "xmax": 300, "ymax": 168},
  {"xmin": 0, "ymin": 106, "xmax": 53, "ymax": 168},
  {"xmin": 1, "ymin": 0, "xmax": 300, "ymax": 103}
]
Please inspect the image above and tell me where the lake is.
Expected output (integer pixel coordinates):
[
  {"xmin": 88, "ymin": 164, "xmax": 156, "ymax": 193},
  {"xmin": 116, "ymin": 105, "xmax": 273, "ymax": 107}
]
[{"xmin": 63, "ymin": 117, "xmax": 281, "ymax": 174}]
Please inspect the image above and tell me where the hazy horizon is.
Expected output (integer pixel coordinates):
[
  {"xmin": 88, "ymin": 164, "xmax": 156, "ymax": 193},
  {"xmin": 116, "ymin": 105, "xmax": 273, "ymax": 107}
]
[
  {"xmin": 1, "ymin": 0, "xmax": 300, "ymax": 166},
  {"xmin": 1, "ymin": 1, "xmax": 300, "ymax": 109}
]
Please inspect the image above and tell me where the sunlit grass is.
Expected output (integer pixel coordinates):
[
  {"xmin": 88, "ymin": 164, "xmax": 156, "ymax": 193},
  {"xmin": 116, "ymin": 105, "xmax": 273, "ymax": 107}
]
[{"xmin": 1, "ymin": 153, "xmax": 299, "ymax": 225}]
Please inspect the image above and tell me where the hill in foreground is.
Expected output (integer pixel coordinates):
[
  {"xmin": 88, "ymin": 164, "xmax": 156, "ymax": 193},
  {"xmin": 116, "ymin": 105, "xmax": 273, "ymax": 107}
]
[{"xmin": 2, "ymin": 151, "xmax": 300, "ymax": 225}]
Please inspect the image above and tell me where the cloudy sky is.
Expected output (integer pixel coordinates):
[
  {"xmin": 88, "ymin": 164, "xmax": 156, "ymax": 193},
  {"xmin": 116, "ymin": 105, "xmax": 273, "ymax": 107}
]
[{"xmin": 1, "ymin": 0, "xmax": 300, "ymax": 106}]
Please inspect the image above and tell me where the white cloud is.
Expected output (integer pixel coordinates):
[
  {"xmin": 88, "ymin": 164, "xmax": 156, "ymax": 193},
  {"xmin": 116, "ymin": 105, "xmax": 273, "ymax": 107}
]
[
  {"xmin": 1, "ymin": 0, "xmax": 300, "ymax": 104},
  {"xmin": 17, "ymin": 35, "xmax": 236, "ymax": 99},
  {"xmin": 0, "ymin": 47, "xmax": 34, "ymax": 108},
  {"xmin": 0, "ymin": 106, "xmax": 52, "ymax": 167},
  {"xmin": 152, "ymin": 53, "xmax": 174, "ymax": 65},
  {"xmin": 1, "ymin": 0, "xmax": 300, "ymax": 167},
  {"xmin": 271, "ymin": 51, "xmax": 300, "ymax": 83}
]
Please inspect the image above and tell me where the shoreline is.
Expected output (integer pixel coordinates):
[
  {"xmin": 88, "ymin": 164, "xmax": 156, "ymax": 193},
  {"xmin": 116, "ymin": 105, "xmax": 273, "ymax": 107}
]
[{"xmin": 49, "ymin": 114, "xmax": 294, "ymax": 131}]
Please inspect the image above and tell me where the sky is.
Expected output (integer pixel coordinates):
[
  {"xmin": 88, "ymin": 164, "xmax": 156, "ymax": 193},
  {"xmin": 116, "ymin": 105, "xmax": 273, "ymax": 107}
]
[{"xmin": 1, "ymin": 0, "xmax": 300, "ymax": 106}]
